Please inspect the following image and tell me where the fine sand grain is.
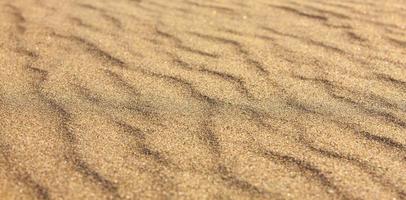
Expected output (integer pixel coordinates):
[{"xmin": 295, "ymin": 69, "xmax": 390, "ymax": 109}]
[{"xmin": 0, "ymin": 0, "xmax": 405, "ymax": 199}]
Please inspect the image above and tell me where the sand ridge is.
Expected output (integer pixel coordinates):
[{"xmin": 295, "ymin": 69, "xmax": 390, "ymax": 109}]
[{"xmin": 0, "ymin": 0, "xmax": 405, "ymax": 199}]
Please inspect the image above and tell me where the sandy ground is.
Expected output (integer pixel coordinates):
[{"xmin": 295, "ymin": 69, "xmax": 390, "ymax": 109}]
[{"xmin": 0, "ymin": 0, "xmax": 405, "ymax": 199}]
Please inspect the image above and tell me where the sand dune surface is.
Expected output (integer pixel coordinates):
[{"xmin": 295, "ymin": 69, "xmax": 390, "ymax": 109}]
[{"xmin": 0, "ymin": 0, "xmax": 405, "ymax": 199}]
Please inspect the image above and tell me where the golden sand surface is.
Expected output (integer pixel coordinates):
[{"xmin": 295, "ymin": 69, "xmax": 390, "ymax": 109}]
[{"xmin": 0, "ymin": 0, "xmax": 405, "ymax": 199}]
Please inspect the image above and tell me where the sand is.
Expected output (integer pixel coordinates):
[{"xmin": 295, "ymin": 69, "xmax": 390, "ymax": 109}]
[{"xmin": 0, "ymin": 0, "xmax": 405, "ymax": 199}]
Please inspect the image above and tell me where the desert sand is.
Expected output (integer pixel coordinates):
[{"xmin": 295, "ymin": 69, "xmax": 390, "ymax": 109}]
[{"xmin": 0, "ymin": 0, "xmax": 405, "ymax": 199}]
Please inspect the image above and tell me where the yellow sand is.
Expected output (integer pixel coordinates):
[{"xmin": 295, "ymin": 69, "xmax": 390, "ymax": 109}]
[{"xmin": 0, "ymin": 0, "xmax": 405, "ymax": 199}]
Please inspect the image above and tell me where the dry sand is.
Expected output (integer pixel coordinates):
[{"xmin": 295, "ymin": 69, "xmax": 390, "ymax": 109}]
[{"xmin": 0, "ymin": 0, "xmax": 405, "ymax": 199}]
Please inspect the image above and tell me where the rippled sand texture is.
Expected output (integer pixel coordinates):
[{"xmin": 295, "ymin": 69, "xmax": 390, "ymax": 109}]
[{"xmin": 0, "ymin": 0, "xmax": 405, "ymax": 199}]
